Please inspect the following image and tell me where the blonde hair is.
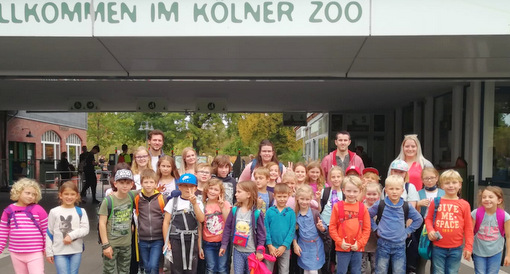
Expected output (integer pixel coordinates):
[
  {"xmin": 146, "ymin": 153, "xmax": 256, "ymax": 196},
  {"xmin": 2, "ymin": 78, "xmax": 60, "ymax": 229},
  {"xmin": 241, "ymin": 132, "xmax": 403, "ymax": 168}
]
[
  {"xmin": 181, "ymin": 147, "xmax": 197, "ymax": 171},
  {"xmin": 385, "ymin": 175, "xmax": 405, "ymax": 188},
  {"xmin": 294, "ymin": 184, "xmax": 314, "ymax": 215},
  {"xmin": 131, "ymin": 146, "xmax": 152, "ymax": 175},
  {"xmin": 253, "ymin": 167, "xmax": 270, "ymax": 179},
  {"xmin": 422, "ymin": 167, "xmax": 439, "ymax": 180},
  {"xmin": 396, "ymin": 135, "xmax": 428, "ymax": 168},
  {"xmin": 140, "ymin": 169, "xmax": 158, "ymax": 184},
  {"xmin": 10, "ymin": 178, "xmax": 42, "ymax": 203},
  {"xmin": 58, "ymin": 181, "xmax": 81, "ymax": 205},
  {"xmin": 305, "ymin": 161, "xmax": 325, "ymax": 189},
  {"xmin": 328, "ymin": 166, "xmax": 344, "ymax": 181},
  {"xmin": 365, "ymin": 182, "xmax": 382, "ymax": 196},
  {"xmin": 282, "ymin": 171, "xmax": 297, "ymax": 184},
  {"xmin": 363, "ymin": 172, "xmax": 380, "ymax": 182},
  {"xmin": 203, "ymin": 178, "xmax": 225, "ymax": 203},
  {"xmin": 235, "ymin": 181, "xmax": 258, "ymax": 209},
  {"xmin": 342, "ymin": 175, "xmax": 363, "ymax": 190},
  {"xmin": 439, "ymin": 169, "xmax": 463, "ymax": 186},
  {"xmin": 196, "ymin": 163, "xmax": 212, "ymax": 173},
  {"xmin": 478, "ymin": 186, "xmax": 505, "ymax": 209}
]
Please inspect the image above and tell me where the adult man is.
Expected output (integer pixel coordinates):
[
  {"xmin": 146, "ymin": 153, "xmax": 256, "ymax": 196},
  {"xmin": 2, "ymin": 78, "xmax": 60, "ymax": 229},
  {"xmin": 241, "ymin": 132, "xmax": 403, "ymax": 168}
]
[
  {"xmin": 80, "ymin": 145, "xmax": 100, "ymax": 203},
  {"xmin": 321, "ymin": 131, "xmax": 365, "ymax": 179},
  {"xmin": 78, "ymin": 145, "xmax": 87, "ymax": 173},
  {"xmin": 148, "ymin": 129, "xmax": 165, "ymax": 171}
]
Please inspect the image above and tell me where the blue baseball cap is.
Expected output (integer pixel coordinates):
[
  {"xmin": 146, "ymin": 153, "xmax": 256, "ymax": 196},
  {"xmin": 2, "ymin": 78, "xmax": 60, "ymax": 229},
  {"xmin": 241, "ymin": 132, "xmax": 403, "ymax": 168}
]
[
  {"xmin": 390, "ymin": 160, "xmax": 409, "ymax": 172},
  {"xmin": 177, "ymin": 173, "xmax": 197, "ymax": 186}
]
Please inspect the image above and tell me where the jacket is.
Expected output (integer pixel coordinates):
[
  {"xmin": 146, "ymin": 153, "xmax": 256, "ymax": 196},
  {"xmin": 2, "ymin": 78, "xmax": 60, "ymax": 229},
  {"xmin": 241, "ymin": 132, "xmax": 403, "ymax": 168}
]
[
  {"xmin": 321, "ymin": 150, "xmax": 365, "ymax": 179},
  {"xmin": 221, "ymin": 207, "xmax": 266, "ymax": 251},
  {"xmin": 137, "ymin": 192, "xmax": 165, "ymax": 241}
]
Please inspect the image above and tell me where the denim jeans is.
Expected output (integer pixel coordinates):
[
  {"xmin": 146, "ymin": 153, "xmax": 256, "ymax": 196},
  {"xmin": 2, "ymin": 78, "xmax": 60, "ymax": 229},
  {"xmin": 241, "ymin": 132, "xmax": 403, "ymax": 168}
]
[
  {"xmin": 431, "ymin": 245, "xmax": 463, "ymax": 274},
  {"xmin": 139, "ymin": 239, "xmax": 164, "ymax": 274},
  {"xmin": 473, "ymin": 252, "xmax": 502, "ymax": 274},
  {"xmin": 203, "ymin": 241, "xmax": 228, "ymax": 274},
  {"xmin": 54, "ymin": 253, "xmax": 82, "ymax": 274},
  {"xmin": 375, "ymin": 238, "xmax": 406, "ymax": 274},
  {"xmin": 336, "ymin": 251, "xmax": 362, "ymax": 274}
]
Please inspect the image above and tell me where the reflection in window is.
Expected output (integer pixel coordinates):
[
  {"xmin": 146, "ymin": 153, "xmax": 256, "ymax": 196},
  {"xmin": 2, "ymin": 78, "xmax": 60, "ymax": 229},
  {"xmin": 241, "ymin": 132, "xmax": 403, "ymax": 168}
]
[{"xmin": 493, "ymin": 88, "xmax": 510, "ymax": 184}]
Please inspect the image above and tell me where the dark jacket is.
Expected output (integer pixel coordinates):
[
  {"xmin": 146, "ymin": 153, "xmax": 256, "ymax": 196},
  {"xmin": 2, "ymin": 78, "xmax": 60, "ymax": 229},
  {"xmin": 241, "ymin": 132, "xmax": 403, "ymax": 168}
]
[{"xmin": 137, "ymin": 192, "xmax": 165, "ymax": 241}]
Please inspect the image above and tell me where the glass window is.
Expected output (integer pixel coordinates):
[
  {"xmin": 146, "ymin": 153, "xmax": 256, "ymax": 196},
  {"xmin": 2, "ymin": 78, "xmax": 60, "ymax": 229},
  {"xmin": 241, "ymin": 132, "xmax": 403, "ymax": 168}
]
[
  {"xmin": 66, "ymin": 134, "xmax": 82, "ymax": 166},
  {"xmin": 493, "ymin": 88, "xmax": 510, "ymax": 184},
  {"xmin": 433, "ymin": 93, "xmax": 453, "ymax": 166},
  {"xmin": 41, "ymin": 131, "xmax": 60, "ymax": 168}
]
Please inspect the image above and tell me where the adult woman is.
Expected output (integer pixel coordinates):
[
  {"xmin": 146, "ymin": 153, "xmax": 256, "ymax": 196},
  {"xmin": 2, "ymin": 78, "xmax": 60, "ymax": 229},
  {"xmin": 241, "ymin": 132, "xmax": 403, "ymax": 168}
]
[
  {"xmin": 179, "ymin": 147, "xmax": 197, "ymax": 175},
  {"xmin": 131, "ymin": 146, "xmax": 152, "ymax": 190},
  {"xmin": 239, "ymin": 139, "xmax": 286, "ymax": 182},
  {"xmin": 391, "ymin": 134, "xmax": 433, "ymax": 191}
]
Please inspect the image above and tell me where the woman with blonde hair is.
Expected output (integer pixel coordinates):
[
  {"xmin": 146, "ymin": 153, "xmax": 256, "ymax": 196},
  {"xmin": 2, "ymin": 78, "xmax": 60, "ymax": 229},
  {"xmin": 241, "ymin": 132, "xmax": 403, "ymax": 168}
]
[{"xmin": 179, "ymin": 147, "xmax": 197, "ymax": 175}]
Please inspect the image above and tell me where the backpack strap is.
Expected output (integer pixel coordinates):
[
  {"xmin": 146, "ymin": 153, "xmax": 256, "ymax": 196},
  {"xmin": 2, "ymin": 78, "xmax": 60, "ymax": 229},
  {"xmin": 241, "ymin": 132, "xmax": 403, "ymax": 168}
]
[
  {"xmin": 475, "ymin": 207, "xmax": 506, "ymax": 237},
  {"xmin": 24, "ymin": 204, "xmax": 43, "ymax": 237},
  {"xmin": 497, "ymin": 208, "xmax": 506, "ymax": 237},
  {"xmin": 268, "ymin": 192, "xmax": 274, "ymax": 208},
  {"xmin": 432, "ymin": 197, "xmax": 441, "ymax": 228},
  {"xmin": 375, "ymin": 200, "xmax": 385, "ymax": 225},
  {"xmin": 337, "ymin": 201, "xmax": 346, "ymax": 234},
  {"xmin": 250, "ymin": 159, "xmax": 258, "ymax": 174},
  {"xmin": 134, "ymin": 194, "xmax": 140, "ymax": 216},
  {"xmin": 405, "ymin": 183, "xmax": 409, "ymax": 196},
  {"xmin": 4, "ymin": 205, "xmax": 14, "ymax": 228},
  {"xmin": 105, "ymin": 196, "xmax": 114, "ymax": 220},
  {"xmin": 320, "ymin": 187, "xmax": 332, "ymax": 214},
  {"xmin": 254, "ymin": 208, "xmax": 261, "ymax": 234},
  {"xmin": 474, "ymin": 207, "xmax": 485, "ymax": 235},
  {"xmin": 158, "ymin": 194, "xmax": 166, "ymax": 213},
  {"xmin": 403, "ymin": 202, "xmax": 409, "ymax": 223}
]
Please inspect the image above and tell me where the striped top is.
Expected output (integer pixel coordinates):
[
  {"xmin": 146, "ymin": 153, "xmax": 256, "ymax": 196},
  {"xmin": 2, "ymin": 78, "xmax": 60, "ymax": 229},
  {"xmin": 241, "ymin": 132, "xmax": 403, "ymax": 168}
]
[{"xmin": 0, "ymin": 203, "xmax": 48, "ymax": 253}]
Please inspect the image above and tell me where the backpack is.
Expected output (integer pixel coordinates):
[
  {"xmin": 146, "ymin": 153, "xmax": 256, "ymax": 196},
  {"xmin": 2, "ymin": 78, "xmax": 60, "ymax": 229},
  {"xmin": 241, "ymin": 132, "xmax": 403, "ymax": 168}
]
[
  {"xmin": 375, "ymin": 199, "xmax": 410, "ymax": 226},
  {"xmin": 97, "ymin": 191, "xmax": 135, "ymax": 244},
  {"xmin": 336, "ymin": 201, "xmax": 365, "ymax": 247},
  {"xmin": 418, "ymin": 197, "xmax": 441, "ymax": 260},
  {"xmin": 5, "ymin": 204, "xmax": 43, "ymax": 237},
  {"xmin": 134, "ymin": 192, "xmax": 165, "ymax": 215},
  {"xmin": 250, "ymin": 159, "xmax": 284, "ymax": 175},
  {"xmin": 47, "ymin": 206, "xmax": 84, "ymax": 250},
  {"xmin": 474, "ymin": 207, "xmax": 505, "ymax": 237}
]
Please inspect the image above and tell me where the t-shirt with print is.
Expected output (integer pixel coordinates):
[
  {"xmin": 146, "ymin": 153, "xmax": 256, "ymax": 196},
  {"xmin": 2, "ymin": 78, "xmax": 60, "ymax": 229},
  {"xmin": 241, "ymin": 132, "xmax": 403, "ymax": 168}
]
[
  {"xmin": 203, "ymin": 201, "xmax": 232, "ymax": 242},
  {"xmin": 163, "ymin": 196, "xmax": 204, "ymax": 216},
  {"xmin": 258, "ymin": 192, "xmax": 269, "ymax": 214},
  {"xmin": 233, "ymin": 209, "xmax": 255, "ymax": 253},
  {"xmin": 98, "ymin": 194, "xmax": 134, "ymax": 247},
  {"xmin": 471, "ymin": 209, "xmax": 510, "ymax": 257}
]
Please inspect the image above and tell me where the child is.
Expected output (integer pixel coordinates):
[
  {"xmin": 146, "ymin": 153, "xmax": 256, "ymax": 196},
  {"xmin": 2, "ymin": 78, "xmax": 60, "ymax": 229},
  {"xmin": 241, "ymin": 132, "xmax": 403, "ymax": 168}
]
[
  {"xmin": 162, "ymin": 173, "xmax": 205, "ymax": 274},
  {"xmin": 46, "ymin": 182, "xmax": 89, "ymax": 274},
  {"xmin": 135, "ymin": 169, "xmax": 166, "ymax": 274},
  {"xmin": 195, "ymin": 163, "xmax": 213, "ymax": 202},
  {"xmin": 98, "ymin": 168, "xmax": 136, "ymax": 273},
  {"xmin": 212, "ymin": 154, "xmax": 237, "ymax": 205},
  {"xmin": 266, "ymin": 161, "xmax": 280, "ymax": 193},
  {"xmin": 220, "ymin": 181, "xmax": 266, "ymax": 274},
  {"xmin": 253, "ymin": 167, "xmax": 274, "ymax": 214},
  {"xmin": 387, "ymin": 160, "xmax": 419, "ymax": 208},
  {"xmin": 282, "ymin": 171, "xmax": 321, "ymax": 211},
  {"xmin": 320, "ymin": 166, "xmax": 344, "ymax": 274},
  {"xmin": 306, "ymin": 161, "xmax": 326, "ymax": 193},
  {"xmin": 472, "ymin": 186, "xmax": 510, "ymax": 273},
  {"xmin": 362, "ymin": 183, "xmax": 382, "ymax": 274},
  {"xmin": 294, "ymin": 162, "xmax": 307, "ymax": 188},
  {"xmin": 368, "ymin": 175, "xmax": 422, "ymax": 274},
  {"xmin": 200, "ymin": 178, "xmax": 232, "ymax": 274},
  {"xmin": 362, "ymin": 168, "xmax": 380, "ymax": 185},
  {"xmin": 293, "ymin": 184, "xmax": 327, "ymax": 274},
  {"xmin": 425, "ymin": 169, "xmax": 473, "ymax": 274},
  {"xmin": 0, "ymin": 178, "xmax": 48, "ymax": 274},
  {"xmin": 157, "ymin": 155, "xmax": 180, "ymax": 198},
  {"xmin": 330, "ymin": 176, "xmax": 371, "ymax": 274},
  {"xmin": 132, "ymin": 146, "xmax": 153, "ymax": 190},
  {"xmin": 265, "ymin": 183, "xmax": 296, "ymax": 273}
]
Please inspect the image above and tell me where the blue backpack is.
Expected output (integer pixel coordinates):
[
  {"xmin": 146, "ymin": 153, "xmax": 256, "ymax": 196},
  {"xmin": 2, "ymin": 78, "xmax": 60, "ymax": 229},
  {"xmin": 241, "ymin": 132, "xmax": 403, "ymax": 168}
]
[{"xmin": 418, "ymin": 197, "xmax": 441, "ymax": 260}]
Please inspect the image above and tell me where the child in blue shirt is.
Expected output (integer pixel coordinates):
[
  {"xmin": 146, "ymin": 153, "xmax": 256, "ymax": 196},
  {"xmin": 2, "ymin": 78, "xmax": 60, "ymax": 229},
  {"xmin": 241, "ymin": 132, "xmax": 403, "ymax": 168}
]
[{"xmin": 264, "ymin": 183, "xmax": 296, "ymax": 273}]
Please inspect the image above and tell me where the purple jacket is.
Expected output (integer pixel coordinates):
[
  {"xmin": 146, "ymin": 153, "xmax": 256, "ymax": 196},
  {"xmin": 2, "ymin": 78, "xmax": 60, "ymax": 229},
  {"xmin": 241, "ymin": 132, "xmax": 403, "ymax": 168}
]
[
  {"xmin": 321, "ymin": 150, "xmax": 365, "ymax": 180},
  {"xmin": 221, "ymin": 206, "xmax": 266, "ymax": 251}
]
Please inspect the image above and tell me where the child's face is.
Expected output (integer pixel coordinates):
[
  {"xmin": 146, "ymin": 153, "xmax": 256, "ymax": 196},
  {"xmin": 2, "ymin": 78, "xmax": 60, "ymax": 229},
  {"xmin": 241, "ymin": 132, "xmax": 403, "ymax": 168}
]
[
  {"xmin": 481, "ymin": 190, "xmax": 502, "ymax": 211},
  {"xmin": 115, "ymin": 179, "xmax": 134, "ymax": 194},
  {"xmin": 269, "ymin": 165, "xmax": 279, "ymax": 181},
  {"xmin": 135, "ymin": 151, "xmax": 149, "ymax": 168},
  {"xmin": 217, "ymin": 164, "xmax": 230, "ymax": 178},
  {"xmin": 254, "ymin": 174, "xmax": 268, "ymax": 190},
  {"xmin": 235, "ymin": 188, "xmax": 250, "ymax": 204},
  {"xmin": 142, "ymin": 178, "xmax": 157, "ymax": 194},
  {"xmin": 283, "ymin": 178, "xmax": 296, "ymax": 194},
  {"xmin": 18, "ymin": 187, "xmax": 37, "ymax": 206},
  {"xmin": 385, "ymin": 183, "xmax": 404, "ymax": 204},
  {"xmin": 59, "ymin": 188, "xmax": 78, "ymax": 207},
  {"xmin": 207, "ymin": 184, "xmax": 222, "ymax": 201},
  {"xmin": 422, "ymin": 171, "xmax": 438, "ymax": 188},
  {"xmin": 442, "ymin": 179, "xmax": 461, "ymax": 197},
  {"xmin": 179, "ymin": 184, "xmax": 197, "ymax": 199},
  {"xmin": 297, "ymin": 194, "xmax": 312, "ymax": 211},
  {"xmin": 363, "ymin": 174, "xmax": 378, "ymax": 184},
  {"xmin": 390, "ymin": 169, "xmax": 407, "ymax": 179},
  {"xmin": 365, "ymin": 188, "xmax": 380, "ymax": 206},
  {"xmin": 274, "ymin": 192, "xmax": 289, "ymax": 208},
  {"xmin": 342, "ymin": 182, "xmax": 360, "ymax": 204},
  {"xmin": 159, "ymin": 160, "xmax": 172, "ymax": 176},
  {"xmin": 295, "ymin": 166, "xmax": 306, "ymax": 183},
  {"xmin": 329, "ymin": 170, "xmax": 343, "ymax": 188},
  {"xmin": 197, "ymin": 168, "xmax": 211, "ymax": 183},
  {"xmin": 308, "ymin": 167, "xmax": 321, "ymax": 182}
]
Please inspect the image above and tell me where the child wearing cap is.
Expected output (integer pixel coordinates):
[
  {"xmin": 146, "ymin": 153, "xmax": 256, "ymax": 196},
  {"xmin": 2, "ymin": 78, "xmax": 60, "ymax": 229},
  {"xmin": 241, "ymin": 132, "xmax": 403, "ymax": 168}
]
[
  {"xmin": 345, "ymin": 165, "xmax": 362, "ymax": 177},
  {"xmin": 162, "ymin": 173, "xmax": 205, "ymax": 274},
  {"xmin": 98, "ymin": 166, "xmax": 137, "ymax": 273}
]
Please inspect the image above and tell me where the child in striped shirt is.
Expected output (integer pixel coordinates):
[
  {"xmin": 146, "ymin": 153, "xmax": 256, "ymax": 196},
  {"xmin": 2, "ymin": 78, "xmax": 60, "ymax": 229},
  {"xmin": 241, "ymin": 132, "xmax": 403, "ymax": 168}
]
[{"xmin": 0, "ymin": 178, "xmax": 48, "ymax": 274}]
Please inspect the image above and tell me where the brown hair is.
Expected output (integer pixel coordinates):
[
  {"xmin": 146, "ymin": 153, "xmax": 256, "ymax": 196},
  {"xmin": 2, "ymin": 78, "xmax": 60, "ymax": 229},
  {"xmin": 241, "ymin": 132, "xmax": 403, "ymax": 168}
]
[
  {"xmin": 212, "ymin": 155, "xmax": 232, "ymax": 175},
  {"xmin": 140, "ymin": 168, "xmax": 158, "ymax": 184},
  {"xmin": 478, "ymin": 186, "xmax": 505, "ymax": 209},
  {"xmin": 157, "ymin": 155, "xmax": 180, "ymax": 180},
  {"xmin": 235, "ymin": 181, "xmax": 258, "ymax": 209},
  {"xmin": 58, "ymin": 181, "xmax": 81, "ymax": 205},
  {"xmin": 203, "ymin": 178, "xmax": 225, "ymax": 203},
  {"xmin": 274, "ymin": 183, "xmax": 290, "ymax": 195},
  {"xmin": 305, "ymin": 161, "xmax": 325, "ymax": 189},
  {"xmin": 253, "ymin": 166, "xmax": 270, "ymax": 179},
  {"xmin": 266, "ymin": 162, "xmax": 281, "ymax": 176},
  {"xmin": 148, "ymin": 129, "xmax": 165, "ymax": 141},
  {"xmin": 254, "ymin": 140, "xmax": 280, "ymax": 168}
]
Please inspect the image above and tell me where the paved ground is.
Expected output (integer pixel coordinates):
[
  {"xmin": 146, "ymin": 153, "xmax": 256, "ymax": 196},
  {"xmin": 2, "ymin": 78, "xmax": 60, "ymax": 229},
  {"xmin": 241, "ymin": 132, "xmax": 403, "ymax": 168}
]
[{"xmin": 0, "ymin": 188, "xmax": 508, "ymax": 274}]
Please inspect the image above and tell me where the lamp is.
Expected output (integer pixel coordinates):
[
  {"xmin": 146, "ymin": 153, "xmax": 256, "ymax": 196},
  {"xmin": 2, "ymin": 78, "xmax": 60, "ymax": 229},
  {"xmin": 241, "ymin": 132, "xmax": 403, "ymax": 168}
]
[
  {"xmin": 138, "ymin": 121, "xmax": 154, "ymax": 147},
  {"xmin": 22, "ymin": 128, "xmax": 33, "ymax": 138}
]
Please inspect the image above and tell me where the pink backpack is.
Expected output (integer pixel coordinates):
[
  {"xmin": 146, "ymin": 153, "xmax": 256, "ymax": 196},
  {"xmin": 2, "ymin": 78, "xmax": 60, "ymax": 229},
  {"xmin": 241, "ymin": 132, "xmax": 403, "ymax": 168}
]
[{"xmin": 473, "ymin": 207, "xmax": 505, "ymax": 236}]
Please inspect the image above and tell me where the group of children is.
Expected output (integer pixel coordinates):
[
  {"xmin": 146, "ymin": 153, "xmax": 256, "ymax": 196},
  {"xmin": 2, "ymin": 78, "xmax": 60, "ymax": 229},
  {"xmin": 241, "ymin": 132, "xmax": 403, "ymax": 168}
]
[{"xmin": 0, "ymin": 156, "xmax": 510, "ymax": 274}]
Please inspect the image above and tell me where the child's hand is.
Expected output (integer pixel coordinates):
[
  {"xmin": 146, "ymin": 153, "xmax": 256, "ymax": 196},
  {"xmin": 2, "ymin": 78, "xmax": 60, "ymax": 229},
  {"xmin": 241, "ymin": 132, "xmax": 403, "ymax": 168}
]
[
  {"xmin": 46, "ymin": 256, "xmax": 54, "ymax": 264},
  {"xmin": 463, "ymin": 250, "xmax": 472, "ymax": 261},
  {"xmin": 189, "ymin": 189, "xmax": 197, "ymax": 205},
  {"xmin": 294, "ymin": 244, "xmax": 302, "ymax": 257},
  {"xmin": 103, "ymin": 246, "xmax": 113, "ymax": 259},
  {"xmin": 276, "ymin": 246, "xmax": 287, "ymax": 257},
  {"xmin": 351, "ymin": 241, "xmax": 359, "ymax": 251},
  {"xmin": 427, "ymin": 230, "xmax": 438, "ymax": 241},
  {"xmin": 504, "ymin": 255, "xmax": 510, "ymax": 266},
  {"xmin": 63, "ymin": 235, "xmax": 72, "ymax": 245},
  {"xmin": 165, "ymin": 242, "xmax": 172, "ymax": 251},
  {"xmin": 199, "ymin": 248, "xmax": 204, "ymax": 260},
  {"xmin": 219, "ymin": 248, "xmax": 225, "ymax": 256},
  {"xmin": 288, "ymin": 162, "xmax": 294, "ymax": 171},
  {"xmin": 257, "ymin": 197, "xmax": 264, "ymax": 209},
  {"xmin": 256, "ymin": 252, "xmax": 264, "ymax": 261},
  {"xmin": 316, "ymin": 217, "xmax": 326, "ymax": 232},
  {"xmin": 218, "ymin": 194, "xmax": 225, "ymax": 206},
  {"xmin": 315, "ymin": 190, "xmax": 321, "ymax": 200},
  {"xmin": 268, "ymin": 245, "xmax": 277, "ymax": 257},
  {"xmin": 341, "ymin": 238, "xmax": 351, "ymax": 250},
  {"xmin": 418, "ymin": 198, "xmax": 429, "ymax": 207}
]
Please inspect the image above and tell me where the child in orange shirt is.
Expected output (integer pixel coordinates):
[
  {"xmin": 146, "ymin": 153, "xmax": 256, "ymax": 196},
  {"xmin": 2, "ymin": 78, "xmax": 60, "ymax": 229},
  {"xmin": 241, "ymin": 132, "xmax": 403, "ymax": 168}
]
[
  {"xmin": 329, "ymin": 176, "xmax": 371, "ymax": 274},
  {"xmin": 425, "ymin": 169, "xmax": 473, "ymax": 274}
]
